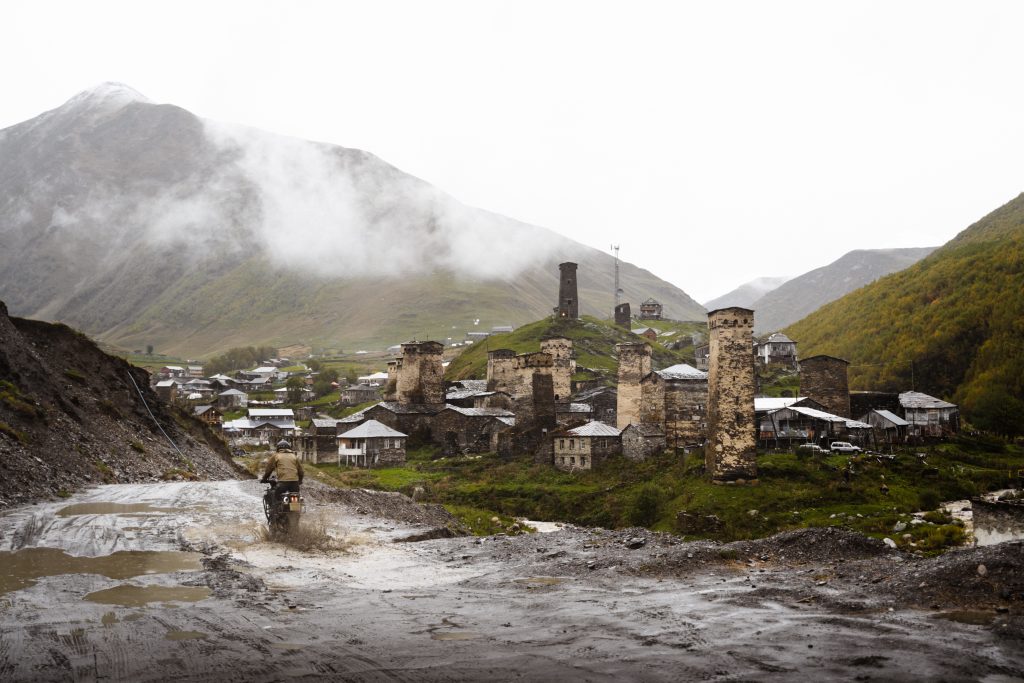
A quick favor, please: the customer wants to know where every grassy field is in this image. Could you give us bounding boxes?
[306,435,1022,552]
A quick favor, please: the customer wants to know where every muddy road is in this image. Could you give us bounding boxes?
[0,481,1021,681]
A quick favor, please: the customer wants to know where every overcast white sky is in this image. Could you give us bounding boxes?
[3,1,1023,302]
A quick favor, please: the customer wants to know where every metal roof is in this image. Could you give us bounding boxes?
[765,332,795,344]
[569,421,622,437]
[754,397,804,412]
[442,406,515,418]
[899,391,957,410]
[218,389,247,396]
[872,409,910,427]
[657,363,708,380]
[340,419,407,439]
[249,408,295,417]
[311,418,341,429]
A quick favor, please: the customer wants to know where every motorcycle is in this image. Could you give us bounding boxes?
[262,479,304,533]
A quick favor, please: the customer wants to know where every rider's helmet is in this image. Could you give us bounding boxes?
[276,439,291,451]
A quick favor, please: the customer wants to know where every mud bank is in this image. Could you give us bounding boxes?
[0,481,1021,681]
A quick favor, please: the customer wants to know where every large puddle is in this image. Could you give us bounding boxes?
[84,585,211,607]
[0,548,202,595]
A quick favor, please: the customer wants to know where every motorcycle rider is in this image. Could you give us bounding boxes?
[261,439,304,512]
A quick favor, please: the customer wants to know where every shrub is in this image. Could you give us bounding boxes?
[918,489,941,511]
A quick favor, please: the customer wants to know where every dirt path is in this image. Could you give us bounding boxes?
[0,481,1020,681]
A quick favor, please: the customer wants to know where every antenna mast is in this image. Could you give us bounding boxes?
[611,244,621,317]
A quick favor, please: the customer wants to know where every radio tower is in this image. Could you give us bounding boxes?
[611,244,621,318]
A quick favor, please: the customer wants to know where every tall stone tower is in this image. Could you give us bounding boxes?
[540,337,575,402]
[555,262,579,319]
[396,341,445,405]
[486,349,517,393]
[799,355,851,418]
[616,342,652,429]
[705,308,757,483]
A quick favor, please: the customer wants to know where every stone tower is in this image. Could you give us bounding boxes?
[705,308,757,483]
[486,349,517,393]
[555,262,579,319]
[616,342,652,429]
[614,303,631,328]
[540,337,575,402]
[799,355,851,418]
[396,341,445,405]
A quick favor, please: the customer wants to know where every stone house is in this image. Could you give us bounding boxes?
[552,421,622,471]
[431,406,515,455]
[154,379,177,402]
[217,388,249,409]
[652,363,708,448]
[621,423,667,461]
[337,420,407,468]
[799,355,850,417]
[298,418,342,463]
[555,402,592,425]
[339,383,380,407]
[572,386,617,426]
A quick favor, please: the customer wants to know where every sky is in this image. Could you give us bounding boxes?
[3,1,1023,303]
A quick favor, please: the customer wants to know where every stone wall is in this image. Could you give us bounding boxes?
[486,349,517,393]
[704,307,757,482]
[664,378,707,447]
[616,342,651,429]
[614,303,631,328]
[621,425,667,462]
[396,341,445,405]
[540,337,576,402]
[640,372,666,430]
[556,262,579,319]
[799,355,851,418]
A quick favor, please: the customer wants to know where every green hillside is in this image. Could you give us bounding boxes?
[785,193,1024,436]
[444,315,702,383]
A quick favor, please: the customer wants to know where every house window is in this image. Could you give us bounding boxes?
[581,456,587,466]
[569,439,575,450]
[570,457,575,465]
[559,439,565,450]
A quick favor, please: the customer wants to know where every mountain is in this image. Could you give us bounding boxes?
[0,83,705,358]
[0,300,243,509]
[785,193,1024,436]
[704,276,790,311]
[751,247,936,333]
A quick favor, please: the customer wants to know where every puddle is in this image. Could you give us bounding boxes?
[84,585,211,607]
[0,548,203,595]
[431,632,482,641]
[165,630,208,641]
[56,502,182,517]
[932,610,997,626]
[513,577,566,586]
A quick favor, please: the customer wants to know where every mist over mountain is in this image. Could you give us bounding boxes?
[0,83,704,356]
[750,247,936,334]
[704,276,790,311]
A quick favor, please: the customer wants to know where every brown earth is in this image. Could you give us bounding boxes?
[0,300,245,509]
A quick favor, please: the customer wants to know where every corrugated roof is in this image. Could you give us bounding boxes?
[569,421,621,437]
[311,418,341,429]
[754,397,803,412]
[872,409,910,427]
[340,419,407,439]
[443,406,515,418]
[218,389,247,396]
[249,408,294,417]
[622,423,666,437]
[657,363,708,380]
[765,332,795,344]
[899,391,957,410]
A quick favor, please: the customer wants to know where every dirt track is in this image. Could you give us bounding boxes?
[0,480,1021,681]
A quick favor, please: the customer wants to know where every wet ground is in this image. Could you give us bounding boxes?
[0,481,1021,681]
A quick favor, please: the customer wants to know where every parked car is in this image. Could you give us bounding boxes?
[830,441,863,453]
[797,443,828,454]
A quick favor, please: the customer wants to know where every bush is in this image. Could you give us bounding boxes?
[627,484,662,527]
[918,490,941,511]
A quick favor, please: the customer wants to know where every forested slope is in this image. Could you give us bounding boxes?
[785,193,1024,435]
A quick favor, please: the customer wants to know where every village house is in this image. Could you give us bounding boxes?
[756,333,798,367]
[217,388,248,409]
[187,364,205,378]
[340,383,381,407]
[694,343,710,371]
[444,383,513,411]
[861,409,910,447]
[431,406,515,455]
[571,386,617,426]
[639,298,664,320]
[337,419,407,468]
[621,423,667,461]
[552,421,621,471]
[899,391,960,438]
[222,408,297,445]
[295,417,342,463]
[555,402,593,425]
[154,379,178,402]
[632,326,659,342]
[192,405,223,426]
[756,401,872,448]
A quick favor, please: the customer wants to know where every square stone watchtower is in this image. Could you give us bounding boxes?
[799,355,851,418]
[705,308,757,483]
[555,262,579,319]
[616,342,652,429]
[540,336,575,402]
[396,341,445,405]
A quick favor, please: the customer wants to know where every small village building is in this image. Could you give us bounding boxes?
[339,383,381,407]
[899,391,959,438]
[295,418,342,463]
[154,379,178,402]
[187,365,205,378]
[639,298,664,320]
[160,366,187,378]
[756,333,798,367]
[694,344,710,371]
[431,406,515,454]
[632,327,659,341]
[337,420,407,468]
[445,382,513,410]
[181,378,214,396]
[861,409,910,447]
[217,388,249,409]
[555,402,593,425]
[192,405,223,425]
[573,386,618,426]
[758,404,871,448]
[357,371,389,386]
[246,377,274,392]
[221,408,297,445]
[491,325,515,334]
[621,423,667,461]
[552,421,621,471]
